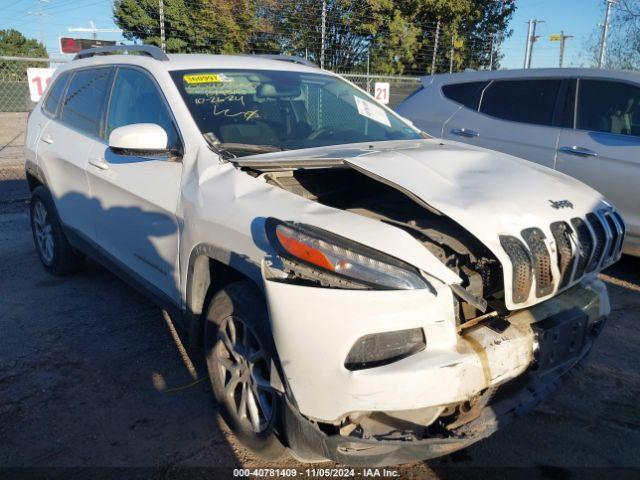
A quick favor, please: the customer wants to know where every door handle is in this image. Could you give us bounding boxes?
[451,128,480,138]
[89,158,109,170]
[558,146,597,157]
[41,133,54,144]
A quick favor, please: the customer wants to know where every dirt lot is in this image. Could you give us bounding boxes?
[1,113,640,478]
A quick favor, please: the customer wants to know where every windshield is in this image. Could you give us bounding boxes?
[170,69,421,156]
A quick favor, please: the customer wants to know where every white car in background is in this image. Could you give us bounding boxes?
[24,47,621,466]
[396,68,639,257]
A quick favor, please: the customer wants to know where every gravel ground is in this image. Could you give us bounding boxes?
[1,113,639,478]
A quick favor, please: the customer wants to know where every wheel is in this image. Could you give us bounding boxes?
[30,186,84,275]
[204,281,286,460]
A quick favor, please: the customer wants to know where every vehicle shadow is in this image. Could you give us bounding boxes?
[0,188,245,472]
[602,253,640,287]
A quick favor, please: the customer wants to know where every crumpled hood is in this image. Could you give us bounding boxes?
[242,139,610,309]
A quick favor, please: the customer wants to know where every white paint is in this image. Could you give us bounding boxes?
[108,123,168,151]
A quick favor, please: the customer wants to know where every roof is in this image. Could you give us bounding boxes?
[423,67,640,87]
[59,50,327,76]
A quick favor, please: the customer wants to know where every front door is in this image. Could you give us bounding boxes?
[86,66,184,305]
[444,78,564,169]
[555,78,640,253]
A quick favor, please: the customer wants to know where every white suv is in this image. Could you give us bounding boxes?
[24,46,622,466]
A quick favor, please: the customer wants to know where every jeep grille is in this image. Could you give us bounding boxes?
[503,209,624,305]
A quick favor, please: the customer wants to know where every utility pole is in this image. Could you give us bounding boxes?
[523,20,533,68]
[525,19,544,69]
[449,34,455,74]
[28,0,49,47]
[320,0,326,69]
[430,19,441,75]
[158,0,166,52]
[598,0,618,68]
[550,31,574,68]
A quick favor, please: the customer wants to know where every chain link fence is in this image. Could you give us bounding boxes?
[340,73,421,108]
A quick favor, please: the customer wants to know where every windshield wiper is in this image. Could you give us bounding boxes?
[217,142,285,154]
[202,133,285,159]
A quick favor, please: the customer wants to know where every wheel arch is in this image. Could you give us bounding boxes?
[185,243,263,347]
[25,160,46,192]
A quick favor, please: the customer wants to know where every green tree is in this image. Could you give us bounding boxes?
[269,0,515,74]
[0,29,47,58]
[0,29,48,79]
[112,0,515,73]
[113,0,277,53]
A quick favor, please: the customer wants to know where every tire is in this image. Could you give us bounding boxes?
[30,186,84,275]
[204,280,286,460]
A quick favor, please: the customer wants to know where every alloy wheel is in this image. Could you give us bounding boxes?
[33,200,54,264]
[214,315,276,433]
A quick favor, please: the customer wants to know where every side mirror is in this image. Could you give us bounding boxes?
[108,123,168,155]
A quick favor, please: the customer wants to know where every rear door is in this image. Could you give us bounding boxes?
[86,66,183,305]
[443,78,564,169]
[37,67,114,240]
[555,78,640,252]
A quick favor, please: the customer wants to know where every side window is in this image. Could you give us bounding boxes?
[480,79,562,126]
[577,79,640,136]
[60,67,113,137]
[106,67,180,150]
[442,81,489,110]
[43,71,71,117]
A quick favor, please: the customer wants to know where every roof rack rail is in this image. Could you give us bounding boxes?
[74,45,169,61]
[255,54,318,68]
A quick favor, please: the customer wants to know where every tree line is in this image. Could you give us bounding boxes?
[113,0,516,74]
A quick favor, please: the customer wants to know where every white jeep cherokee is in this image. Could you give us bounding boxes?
[24,46,623,466]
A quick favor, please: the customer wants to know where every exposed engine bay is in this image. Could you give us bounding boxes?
[257,166,505,322]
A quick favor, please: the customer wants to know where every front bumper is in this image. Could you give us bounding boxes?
[282,343,597,467]
[264,265,608,423]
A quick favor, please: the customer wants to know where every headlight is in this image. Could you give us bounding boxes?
[265,218,429,290]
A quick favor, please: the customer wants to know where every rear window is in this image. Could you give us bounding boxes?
[60,67,113,137]
[480,79,562,126]
[442,81,488,110]
[43,71,70,117]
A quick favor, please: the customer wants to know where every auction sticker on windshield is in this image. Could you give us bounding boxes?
[183,73,232,84]
[354,96,391,127]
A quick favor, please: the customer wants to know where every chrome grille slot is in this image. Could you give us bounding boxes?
[500,235,532,304]
[550,221,575,289]
[570,217,593,280]
[586,212,607,271]
[603,212,620,260]
[606,211,625,259]
[521,227,553,298]
[612,211,626,244]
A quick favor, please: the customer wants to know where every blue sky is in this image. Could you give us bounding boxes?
[500,0,605,69]
[2,0,607,68]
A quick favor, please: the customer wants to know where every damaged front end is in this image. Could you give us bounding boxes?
[278,282,607,467]
[237,151,613,465]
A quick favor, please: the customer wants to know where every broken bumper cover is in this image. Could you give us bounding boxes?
[266,274,609,465]
[264,263,609,422]
[282,345,596,467]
